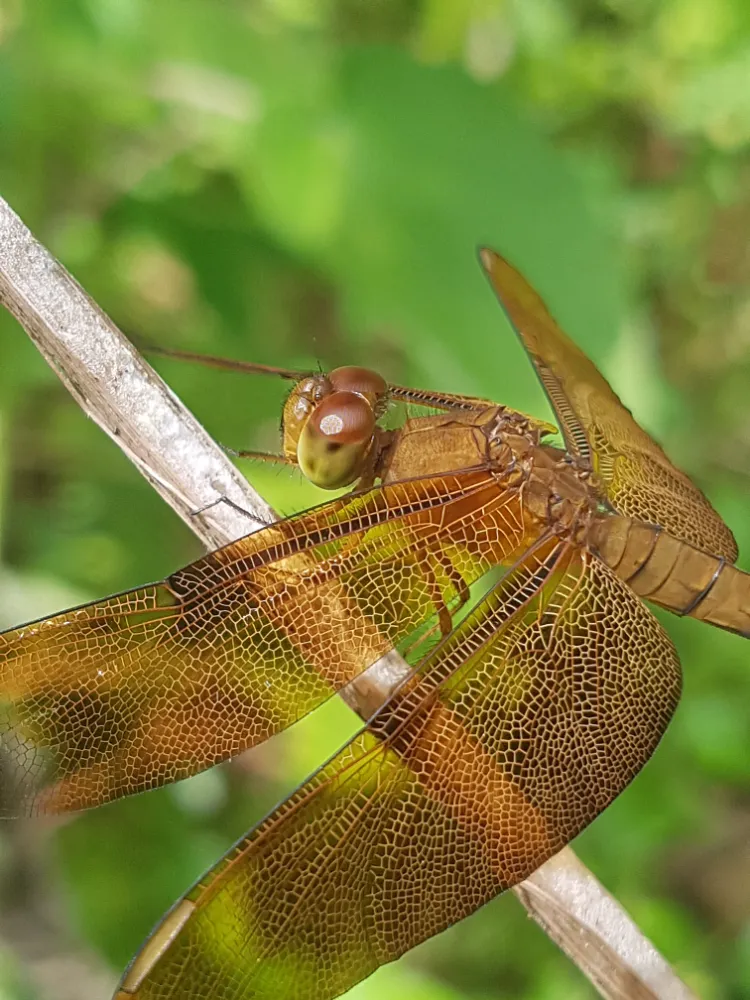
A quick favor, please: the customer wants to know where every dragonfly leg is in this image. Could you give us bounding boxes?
[189,495,273,526]
[421,548,471,638]
[226,446,296,466]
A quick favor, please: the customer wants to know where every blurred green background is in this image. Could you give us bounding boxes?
[0,1,749,998]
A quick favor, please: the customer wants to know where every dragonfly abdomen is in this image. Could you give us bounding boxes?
[592,515,750,638]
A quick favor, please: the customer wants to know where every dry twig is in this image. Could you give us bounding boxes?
[0,196,696,1000]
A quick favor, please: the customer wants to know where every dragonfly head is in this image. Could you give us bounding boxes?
[282,366,388,489]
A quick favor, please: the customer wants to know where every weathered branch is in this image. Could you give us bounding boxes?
[0,196,696,1000]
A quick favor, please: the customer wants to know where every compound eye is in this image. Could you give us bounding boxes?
[329,366,387,407]
[297,390,376,489]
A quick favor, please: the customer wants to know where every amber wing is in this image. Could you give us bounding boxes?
[480,248,738,561]
[116,542,680,1000]
[0,469,534,816]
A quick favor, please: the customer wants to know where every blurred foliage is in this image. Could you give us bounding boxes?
[0,1,749,999]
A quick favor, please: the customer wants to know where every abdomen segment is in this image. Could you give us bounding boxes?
[592,515,750,638]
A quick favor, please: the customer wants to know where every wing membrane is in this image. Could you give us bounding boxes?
[116,544,681,1000]
[0,470,532,816]
[480,248,738,561]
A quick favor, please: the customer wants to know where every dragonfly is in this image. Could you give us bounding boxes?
[1,249,747,1000]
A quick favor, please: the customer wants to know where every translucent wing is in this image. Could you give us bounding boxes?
[115,542,681,1000]
[0,469,533,816]
[480,248,738,561]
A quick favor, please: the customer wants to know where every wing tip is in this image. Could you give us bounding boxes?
[477,246,498,273]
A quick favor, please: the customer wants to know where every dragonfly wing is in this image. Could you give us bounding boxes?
[480,248,738,561]
[116,541,680,1000]
[0,470,531,816]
